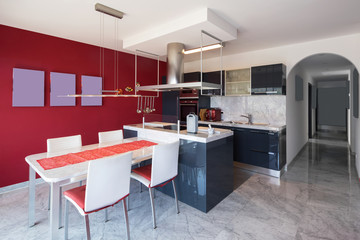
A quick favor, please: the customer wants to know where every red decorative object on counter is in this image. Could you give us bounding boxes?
[205,108,221,121]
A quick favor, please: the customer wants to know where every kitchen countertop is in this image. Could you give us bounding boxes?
[199,120,286,132]
[123,122,233,143]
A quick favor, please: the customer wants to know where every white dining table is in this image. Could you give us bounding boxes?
[25,137,160,240]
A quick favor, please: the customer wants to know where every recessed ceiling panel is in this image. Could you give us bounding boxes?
[123,8,237,56]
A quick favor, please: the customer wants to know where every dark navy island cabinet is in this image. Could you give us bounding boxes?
[124,128,234,213]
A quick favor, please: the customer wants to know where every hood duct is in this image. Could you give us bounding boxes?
[135,38,222,92]
[167,43,185,84]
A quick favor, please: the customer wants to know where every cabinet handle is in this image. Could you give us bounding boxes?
[253,91,267,94]
[235,129,246,132]
[180,103,197,106]
[250,130,266,134]
[250,149,268,154]
[250,149,276,156]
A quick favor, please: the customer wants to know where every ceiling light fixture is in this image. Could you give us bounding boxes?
[63,4,142,98]
[183,43,223,55]
[95,3,124,19]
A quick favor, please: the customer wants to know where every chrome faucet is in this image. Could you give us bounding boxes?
[241,113,253,124]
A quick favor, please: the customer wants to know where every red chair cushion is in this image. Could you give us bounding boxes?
[64,185,128,214]
[64,185,86,210]
[132,164,176,188]
[132,164,152,181]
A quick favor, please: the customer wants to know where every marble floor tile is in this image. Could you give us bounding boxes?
[296,205,360,240]
[1,130,359,239]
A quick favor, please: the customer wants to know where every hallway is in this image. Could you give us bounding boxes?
[0,138,359,239]
[282,134,360,239]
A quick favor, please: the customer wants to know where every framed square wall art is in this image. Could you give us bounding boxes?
[13,68,45,107]
[81,75,102,106]
[50,72,76,106]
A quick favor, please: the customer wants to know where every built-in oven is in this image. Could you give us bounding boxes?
[179,89,198,99]
[179,99,198,122]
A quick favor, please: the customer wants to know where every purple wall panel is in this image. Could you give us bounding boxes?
[81,75,102,106]
[12,68,44,107]
[50,72,76,106]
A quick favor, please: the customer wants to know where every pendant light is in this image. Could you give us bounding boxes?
[66,3,139,98]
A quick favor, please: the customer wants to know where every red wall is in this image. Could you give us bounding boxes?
[0,24,166,187]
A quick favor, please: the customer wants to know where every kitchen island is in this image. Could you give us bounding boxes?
[123,122,233,213]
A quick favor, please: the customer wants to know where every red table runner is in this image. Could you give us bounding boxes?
[37,140,157,170]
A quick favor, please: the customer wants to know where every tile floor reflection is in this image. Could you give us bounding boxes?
[1,131,359,239]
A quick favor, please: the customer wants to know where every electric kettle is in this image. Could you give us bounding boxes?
[186,113,198,133]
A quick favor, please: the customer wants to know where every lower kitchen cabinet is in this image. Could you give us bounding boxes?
[233,128,248,164]
[201,124,286,171]
[235,128,286,171]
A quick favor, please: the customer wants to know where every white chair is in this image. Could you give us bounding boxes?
[131,141,180,229]
[47,135,82,153]
[64,152,132,240]
[98,129,124,220]
[98,129,144,207]
[98,129,123,143]
[46,134,83,228]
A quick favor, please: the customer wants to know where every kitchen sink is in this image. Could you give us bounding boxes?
[221,121,269,126]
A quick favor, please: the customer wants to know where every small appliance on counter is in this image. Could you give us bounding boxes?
[204,108,221,121]
[186,113,198,133]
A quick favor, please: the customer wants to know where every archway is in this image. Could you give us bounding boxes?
[286,53,357,166]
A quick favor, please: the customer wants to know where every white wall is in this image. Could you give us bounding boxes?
[350,67,360,175]
[286,67,309,163]
[185,33,360,170]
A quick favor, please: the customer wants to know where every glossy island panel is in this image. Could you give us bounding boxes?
[157,136,233,213]
[123,126,234,213]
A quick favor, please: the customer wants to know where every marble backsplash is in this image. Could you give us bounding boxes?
[210,95,286,125]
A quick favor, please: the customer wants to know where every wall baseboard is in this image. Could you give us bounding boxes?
[0,178,44,194]
[317,125,346,132]
[286,142,308,170]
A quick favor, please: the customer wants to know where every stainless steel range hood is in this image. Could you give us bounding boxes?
[135,42,222,92]
[135,81,222,91]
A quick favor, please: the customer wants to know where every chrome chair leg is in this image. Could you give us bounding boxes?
[85,215,91,240]
[172,180,180,214]
[148,188,156,229]
[138,163,143,193]
[105,209,109,222]
[126,195,130,211]
[59,188,63,228]
[48,185,51,210]
[64,199,69,240]
[122,199,130,240]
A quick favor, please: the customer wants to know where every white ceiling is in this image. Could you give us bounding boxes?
[1,0,360,61]
[296,53,353,82]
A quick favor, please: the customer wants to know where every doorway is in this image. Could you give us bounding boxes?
[308,83,313,139]
[287,53,356,164]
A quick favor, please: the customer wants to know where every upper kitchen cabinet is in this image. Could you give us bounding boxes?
[184,72,203,83]
[225,68,251,96]
[251,64,286,95]
[183,71,224,96]
[203,71,224,95]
